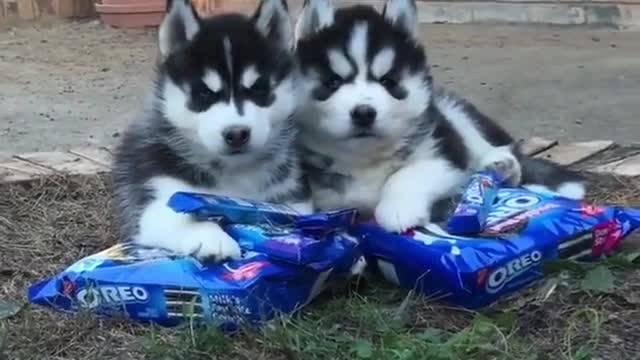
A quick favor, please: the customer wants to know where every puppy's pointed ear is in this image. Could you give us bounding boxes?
[253,0,293,50]
[382,0,418,38]
[158,0,200,57]
[294,0,335,42]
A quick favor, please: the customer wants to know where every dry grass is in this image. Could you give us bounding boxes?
[1,173,640,359]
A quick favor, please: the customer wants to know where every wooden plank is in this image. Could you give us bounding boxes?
[17,0,36,19]
[534,140,614,166]
[67,146,113,169]
[54,0,93,17]
[518,137,558,156]
[0,158,51,180]
[0,167,39,182]
[589,153,640,177]
[13,151,108,175]
[2,0,20,20]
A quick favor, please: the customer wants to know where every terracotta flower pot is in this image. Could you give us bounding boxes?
[95,0,167,28]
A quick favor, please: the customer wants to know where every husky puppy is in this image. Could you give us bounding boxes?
[293,0,586,232]
[111,0,310,260]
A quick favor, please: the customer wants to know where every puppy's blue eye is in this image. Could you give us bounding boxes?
[199,88,215,98]
[379,76,397,89]
[194,82,216,99]
[247,78,269,96]
[324,77,343,91]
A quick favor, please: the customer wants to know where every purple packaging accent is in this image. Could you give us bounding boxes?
[224,224,331,265]
[447,170,504,235]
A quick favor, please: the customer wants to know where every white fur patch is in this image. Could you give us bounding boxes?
[556,182,586,200]
[375,158,467,232]
[523,183,585,200]
[383,0,418,38]
[223,37,233,79]
[523,184,553,195]
[479,145,522,186]
[158,0,200,56]
[203,70,223,93]
[294,0,335,42]
[370,47,395,79]
[327,49,352,78]
[241,66,260,89]
[348,23,368,72]
[254,0,292,49]
[136,176,241,260]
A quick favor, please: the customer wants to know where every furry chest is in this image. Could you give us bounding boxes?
[311,165,391,214]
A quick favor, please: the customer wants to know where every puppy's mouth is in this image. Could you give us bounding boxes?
[224,147,251,156]
[349,130,379,139]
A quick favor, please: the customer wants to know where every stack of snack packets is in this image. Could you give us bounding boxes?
[355,174,640,308]
[28,193,363,330]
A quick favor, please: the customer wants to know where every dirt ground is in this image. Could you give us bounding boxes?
[1,20,640,154]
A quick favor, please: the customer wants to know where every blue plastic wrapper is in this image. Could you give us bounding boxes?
[168,192,300,226]
[355,187,640,309]
[447,170,503,235]
[167,192,359,265]
[28,194,364,330]
[167,192,357,237]
[225,224,331,265]
[28,234,362,330]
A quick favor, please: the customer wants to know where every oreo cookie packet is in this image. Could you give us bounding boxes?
[355,184,640,309]
[28,194,363,330]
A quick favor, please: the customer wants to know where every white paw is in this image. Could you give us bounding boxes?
[181,222,242,261]
[480,147,522,186]
[375,196,429,233]
[287,200,314,215]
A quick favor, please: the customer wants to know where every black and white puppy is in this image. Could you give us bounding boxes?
[293,0,586,232]
[111,0,311,260]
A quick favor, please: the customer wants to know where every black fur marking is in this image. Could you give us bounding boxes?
[428,102,470,169]
[162,14,293,113]
[459,97,514,147]
[298,146,349,193]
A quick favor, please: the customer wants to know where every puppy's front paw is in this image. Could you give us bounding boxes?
[375,196,429,233]
[182,223,241,261]
[480,147,522,186]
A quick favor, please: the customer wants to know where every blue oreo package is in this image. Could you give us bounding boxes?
[447,170,503,234]
[355,187,640,309]
[168,192,357,237]
[28,194,363,330]
[225,224,331,265]
[28,237,362,330]
[167,192,300,226]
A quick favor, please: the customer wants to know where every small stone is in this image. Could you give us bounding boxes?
[610,43,617,48]
[112,132,121,138]
[591,36,601,42]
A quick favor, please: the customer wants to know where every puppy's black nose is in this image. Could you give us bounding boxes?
[223,126,251,148]
[350,105,377,128]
